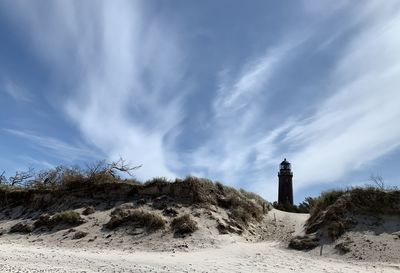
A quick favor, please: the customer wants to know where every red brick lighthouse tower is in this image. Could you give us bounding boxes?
[278,158,293,205]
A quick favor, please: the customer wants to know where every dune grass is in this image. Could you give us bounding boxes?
[106,208,165,232]
[306,186,400,241]
[1,162,270,234]
[171,214,198,235]
[34,211,84,229]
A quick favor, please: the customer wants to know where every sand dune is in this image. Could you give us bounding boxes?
[0,208,398,272]
[0,180,398,273]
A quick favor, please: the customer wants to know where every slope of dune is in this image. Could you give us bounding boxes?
[1,179,399,272]
[289,188,400,263]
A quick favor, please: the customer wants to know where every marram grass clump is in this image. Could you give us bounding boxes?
[106,208,165,232]
[34,211,84,229]
[171,214,198,235]
[290,186,400,250]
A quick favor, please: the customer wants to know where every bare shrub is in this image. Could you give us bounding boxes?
[30,166,83,190]
[0,168,35,187]
[369,173,385,190]
[0,171,6,185]
[87,158,141,180]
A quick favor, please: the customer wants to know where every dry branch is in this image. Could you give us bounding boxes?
[9,168,35,186]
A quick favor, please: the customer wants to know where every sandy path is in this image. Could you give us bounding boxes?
[0,242,398,273]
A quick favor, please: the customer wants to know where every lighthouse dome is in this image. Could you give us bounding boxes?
[280,158,291,170]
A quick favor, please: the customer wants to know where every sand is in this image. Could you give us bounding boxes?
[1,240,398,273]
[0,206,399,272]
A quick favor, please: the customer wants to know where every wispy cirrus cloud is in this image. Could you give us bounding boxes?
[214,48,284,116]
[179,42,299,184]
[4,128,100,162]
[17,156,55,170]
[2,0,400,203]
[6,1,186,179]
[1,81,32,102]
[177,0,400,201]
[285,6,400,188]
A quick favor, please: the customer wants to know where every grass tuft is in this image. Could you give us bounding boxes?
[106,208,165,232]
[171,214,198,235]
[34,211,84,229]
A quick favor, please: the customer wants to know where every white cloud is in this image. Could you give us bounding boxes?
[3,0,400,202]
[2,81,32,102]
[214,49,283,116]
[4,129,99,161]
[18,156,55,170]
[284,2,400,189]
[7,1,186,180]
[183,42,298,186]
[181,1,400,201]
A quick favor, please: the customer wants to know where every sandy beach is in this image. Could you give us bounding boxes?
[1,240,398,273]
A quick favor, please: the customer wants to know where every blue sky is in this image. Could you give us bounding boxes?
[1,1,400,203]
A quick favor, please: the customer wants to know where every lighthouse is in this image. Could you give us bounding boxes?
[278,158,293,205]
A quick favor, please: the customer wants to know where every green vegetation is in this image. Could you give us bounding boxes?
[272,196,317,213]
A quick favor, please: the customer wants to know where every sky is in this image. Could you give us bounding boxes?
[1,1,400,203]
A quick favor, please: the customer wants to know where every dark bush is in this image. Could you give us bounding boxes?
[82,206,96,216]
[72,231,88,240]
[9,222,33,234]
[163,207,178,217]
[272,197,317,213]
[152,195,173,210]
[288,235,319,250]
[144,177,171,186]
[335,242,351,254]
[34,214,52,229]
